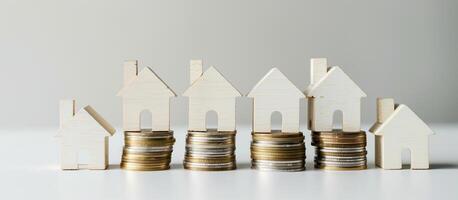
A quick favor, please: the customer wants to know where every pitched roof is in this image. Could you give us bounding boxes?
[305,67,366,98]
[247,68,305,99]
[117,67,176,97]
[370,105,434,136]
[57,106,116,137]
[183,66,242,97]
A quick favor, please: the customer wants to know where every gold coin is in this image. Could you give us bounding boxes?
[312,137,365,142]
[317,152,367,157]
[121,165,170,171]
[122,160,171,165]
[314,165,367,171]
[122,156,171,162]
[252,131,303,137]
[184,157,235,164]
[312,137,366,141]
[251,155,306,160]
[183,164,236,171]
[312,129,365,134]
[251,146,305,151]
[188,129,236,137]
[125,130,173,136]
[251,150,305,156]
[311,143,367,148]
[125,141,175,147]
[312,133,366,138]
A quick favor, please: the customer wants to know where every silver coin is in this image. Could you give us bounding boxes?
[251,142,304,148]
[318,147,366,153]
[316,160,367,166]
[252,166,305,172]
[317,155,366,160]
[252,163,305,171]
[124,146,173,153]
[186,147,235,152]
[253,159,305,164]
[187,136,234,141]
[183,162,235,168]
[186,153,234,158]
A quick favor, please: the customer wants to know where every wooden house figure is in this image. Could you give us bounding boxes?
[370,98,434,169]
[183,60,242,132]
[117,60,177,131]
[57,100,115,170]
[305,58,366,132]
[247,68,305,133]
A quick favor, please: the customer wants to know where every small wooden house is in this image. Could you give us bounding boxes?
[305,58,366,132]
[117,60,176,131]
[370,98,434,170]
[183,60,242,132]
[247,68,305,133]
[57,100,115,170]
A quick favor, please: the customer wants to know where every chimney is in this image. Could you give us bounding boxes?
[190,59,203,85]
[310,58,328,84]
[377,98,395,123]
[124,60,138,86]
[60,100,75,128]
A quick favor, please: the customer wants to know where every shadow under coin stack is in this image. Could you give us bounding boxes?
[184,129,237,171]
[251,131,306,171]
[311,130,367,170]
[121,130,175,171]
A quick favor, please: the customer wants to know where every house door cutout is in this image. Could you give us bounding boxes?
[401,148,412,169]
[206,110,218,130]
[271,111,283,132]
[332,110,343,130]
[140,110,153,130]
[78,149,91,169]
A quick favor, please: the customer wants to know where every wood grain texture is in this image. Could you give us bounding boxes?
[248,68,305,133]
[183,60,242,131]
[190,60,203,85]
[305,59,366,132]
[370,99,434,170]
[57,100,115,170]
[123,60,138,86]
[310,58,328,84]
[117,60,176,131]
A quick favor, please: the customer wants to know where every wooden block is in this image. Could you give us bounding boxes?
[190,60,203,85]
[305,59,366,132]
[370,99,434,170]
[123,60,138,86]
[57,100,115,170]
[377,98,395,123]
[310,58,328,84]
[183,60,242,132]
[59,100,75,129]
[117,60,177,131]
[248,68,305,133]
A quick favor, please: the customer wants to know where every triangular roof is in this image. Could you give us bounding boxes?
[183,66,242,97]
[305,67,366,98]
[247,68,305,99]
[57,106,116,137]
[117,67,176,97]
[370,105,434,136]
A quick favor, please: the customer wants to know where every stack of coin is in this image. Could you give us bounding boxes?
[184,130,236,171]
[311,130,367,170]
[121,130,175,171]
[251,132,306,172]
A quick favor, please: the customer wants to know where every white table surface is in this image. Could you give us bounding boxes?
[1,124,457,200]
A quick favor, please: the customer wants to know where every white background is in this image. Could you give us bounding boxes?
[0,0,457,128]
[1,1,457,199]
[1,125,457,200]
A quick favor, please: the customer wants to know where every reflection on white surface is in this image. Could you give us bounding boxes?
[0,125,457,200]
[254,172,284,200]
